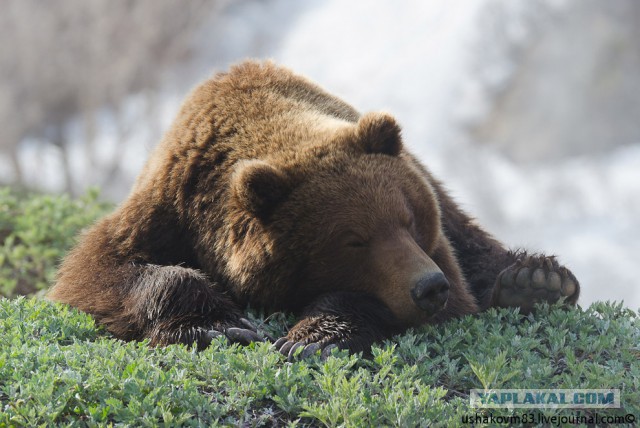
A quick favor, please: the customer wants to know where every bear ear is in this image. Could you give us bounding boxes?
[355,112,403,156]
[231,160,292,220]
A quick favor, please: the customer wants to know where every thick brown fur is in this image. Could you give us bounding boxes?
[48,61,580,355]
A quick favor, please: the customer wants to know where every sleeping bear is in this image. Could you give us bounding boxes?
[48,61,580,359]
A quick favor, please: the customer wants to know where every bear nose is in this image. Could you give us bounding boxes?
[411,272,450,315]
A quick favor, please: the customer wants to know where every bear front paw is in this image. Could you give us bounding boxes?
[492,254,580,312]
[273,337,330,361]
[206,317,267,346]
[273,314,361,361]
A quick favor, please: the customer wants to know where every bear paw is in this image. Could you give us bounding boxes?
[492,254,579,312]
[273,337,331,361]
[273,315,359,361]
[206,318,267,346]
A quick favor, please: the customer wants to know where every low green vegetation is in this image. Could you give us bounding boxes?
[1,297,638,426]
[0,188,111,297]
[0,188,638,426]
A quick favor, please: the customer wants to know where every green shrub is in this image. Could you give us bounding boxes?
[0,188,112,297]
[0,297,638,426]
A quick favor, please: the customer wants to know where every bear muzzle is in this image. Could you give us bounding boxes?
[411,272,450,315]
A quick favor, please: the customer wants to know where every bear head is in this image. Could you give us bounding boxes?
[227,112,456,326]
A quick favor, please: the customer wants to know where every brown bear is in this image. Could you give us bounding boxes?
[47,61,580,359]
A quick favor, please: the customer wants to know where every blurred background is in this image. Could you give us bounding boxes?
[1,0,639,308]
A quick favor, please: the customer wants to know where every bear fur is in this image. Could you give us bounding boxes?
[48,61,580,357]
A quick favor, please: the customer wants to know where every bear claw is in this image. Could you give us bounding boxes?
[239,318,258,332]
[205,324,265,346]
[274,338,331,361]
[493,254,579,312]
[287,342,305,360]
[225,327,264,345]
[301,342,322,359]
